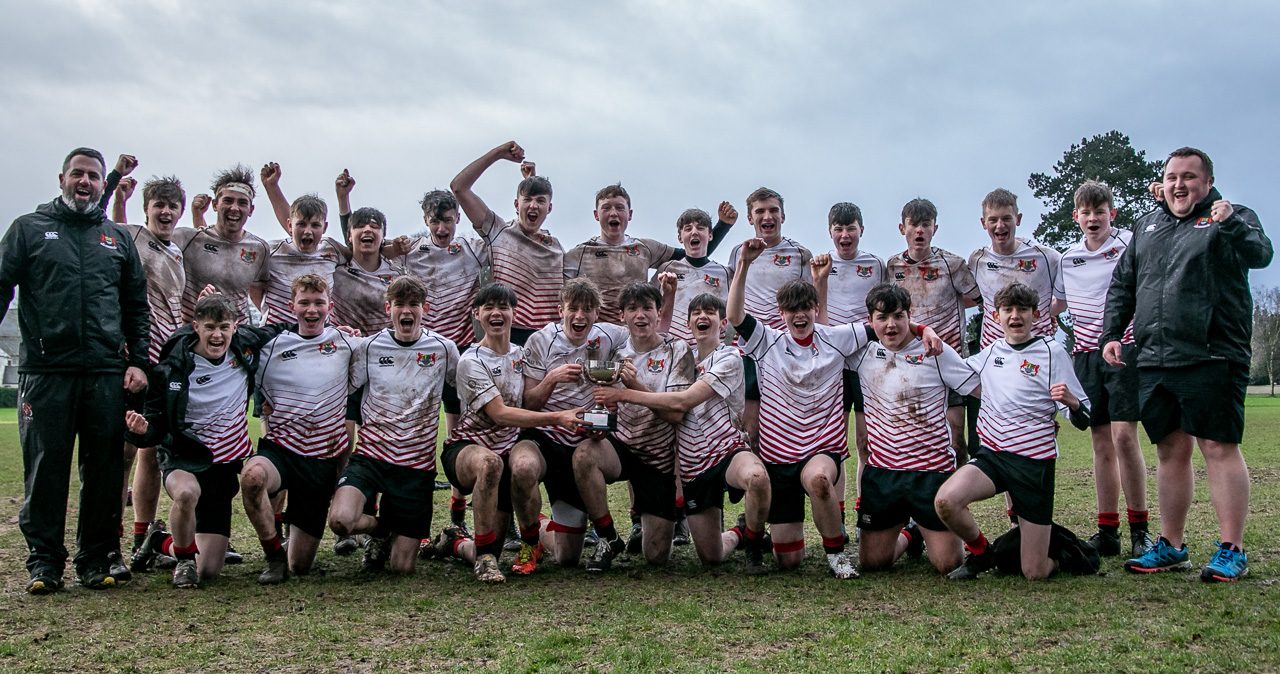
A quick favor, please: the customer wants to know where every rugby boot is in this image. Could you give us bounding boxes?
[474,553,506,583]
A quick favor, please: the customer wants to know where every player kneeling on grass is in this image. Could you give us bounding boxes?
[595,292,772,574]
[575,282,693,572]
[240,274,358,585]
[428,283,584,582]
[126,294,289,588]
[327,276,460,575]
[728,240,943,579]
[934,282,1090,580]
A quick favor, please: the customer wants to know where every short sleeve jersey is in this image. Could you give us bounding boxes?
[678,344,747,481]
[475,209,564,332]
[886,247,980,353]
[967,337,1089,460]
[173,227,271,325]
[740,318,870,464]
[826,250,886,325]
[350,329,460,471]
[398,235,489,346]
[262,238,347,324]
[330,258,407,335]
[850,339,978,472]
[612,335,695,473]
[727,238,813,330]
[565,236,677,324]
[447,343,526,455]
[184,352,252,464]
[122,224,185,364]
[968,241,1065,348]
[521,321,629,447]
[1056,229,1135,352]
[255,326,355,459]
[651,258,732,345]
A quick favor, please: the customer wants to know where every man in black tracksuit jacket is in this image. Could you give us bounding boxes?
[0,148,151,592]
[1102,146,1271,580]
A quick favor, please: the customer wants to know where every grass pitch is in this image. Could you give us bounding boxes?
[0,401,1278,672]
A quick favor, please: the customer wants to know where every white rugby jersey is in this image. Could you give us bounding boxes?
[330,258,406,335]
[850,340,978,472]
[475,209,564,332]
[256,327,354,459]
[398,235,489,345]
[740,316,870,464]
[612,335,695,473]
[565,236,677,324]
[122,224,185,364]
[184,353,252,464]
[350,329,460,470]
[522,321,629,447]
[447,343,526,455]
[967,337,1089,460]
[678,344,748,481]
[262,238,346,324]
[651,258,732,345]
[173,227,270,325]
[886,247,980,354]
[826,250,886,325]
[968,241,1064,348]
[728,238,812,330]
[1056,229,1135,352]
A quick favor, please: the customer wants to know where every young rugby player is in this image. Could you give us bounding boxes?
[595,292,773,574]
[328,276,460,574]
[428,283,584,582]
[397,189,489,348]
[653,204,737,345]
[520,279,629,566]
[256,162,349,323]
[726,188,813,331]
[935,283,1090,580]
[1055,181,1151,558]
[126,294,289,588]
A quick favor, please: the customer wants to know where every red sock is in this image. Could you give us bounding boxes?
[839,500,846,513]
[821,534,845,555]
[519,523,541,546]
[160,535,175,557]
[450,497,466,511]
[675,496,684,509]
[451,537,468,557]
[965,533,989,556]
[900,526,919,546]
[133,521,150,536]
[592,514,618,541]
[118,521,125,537]
[1098,512,1120,528]
[259,535,283,555]
[1127,509,1149,525]
[744,527,763,541]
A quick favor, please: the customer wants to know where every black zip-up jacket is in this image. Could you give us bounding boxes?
[0,198,150,373]
[126,323,289,471]
[1102,187,1272,368]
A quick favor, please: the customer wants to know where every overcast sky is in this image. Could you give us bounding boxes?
[2,1,1276,287]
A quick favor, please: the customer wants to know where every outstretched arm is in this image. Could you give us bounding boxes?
[810,254,832,325]
[728,239,766,327]
[260,162,291,234]
[593,379,716,415]
[450,141,526,228]
[482,397,582,431]
[112,177,136,224]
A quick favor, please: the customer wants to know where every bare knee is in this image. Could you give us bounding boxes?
[934,491,961,521]
[328,514,352,538]
[805,473,832,500]
[745,468,769,495]
[241,465,268,494]
[171,486,199,509]
[775,550,804,570]
[477,453,504,485]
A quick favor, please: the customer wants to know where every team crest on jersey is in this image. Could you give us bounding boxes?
[512,359,524,374]
[920,267,939,281]
[1019,359,1040,377]
[416,352,437,368]
[904,354,924,365]
[647,358,665,373]
[1103,248,1120,260]
[320,253,335,261]
[696,365,705,376]
[1194,217,1213,229]
[1017,259,1037,273]
[20,403,32,422]
[379,275,395,285]
[773,254,792,267]
[448,242,463,254]
[856,265,873,278]
[703,274,721,288]
[239,249,258,264]
[539,233,553,246]
[318,340,337,355]
[625,246,641,257]
[100,233,117,249]
[587,337,601,352]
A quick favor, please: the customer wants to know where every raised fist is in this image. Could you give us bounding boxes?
[191,193,211,215]
[717,201,738,225]
[115,177,137,200]
[335,169,356,196]
[261,162,281,187]
[114,154,138,176]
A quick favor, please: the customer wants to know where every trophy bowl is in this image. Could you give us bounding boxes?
[581,360,620,431]
[584,359,620,385]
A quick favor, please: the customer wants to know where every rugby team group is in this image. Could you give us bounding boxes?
[1,140,1268,595]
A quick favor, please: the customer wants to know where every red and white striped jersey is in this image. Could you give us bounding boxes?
[968,241,1064,348]
[565,236,677,324]
[262,238,347,324]
[850,339,978,472]
[826,250,886,325]
[522,321,629,447]
[173,227,270,325]
[728,238,813,330]
[1056,229,1135,352]
[886,247,980,354]
[330,259,406,335]
[651,258,732,345]
[398,235,489,346]
[613,335,695,473]
[475,209,563,332]
[967,337,1089,460]
[255,327,354,459]
[183,353,252,464]
[122,224,185,364]
[447,343,526,455]
[740,316,870,464]
[678,344,747,481]
[350,329,460,470]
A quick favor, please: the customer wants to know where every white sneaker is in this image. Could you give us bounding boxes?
[827,551,859,579]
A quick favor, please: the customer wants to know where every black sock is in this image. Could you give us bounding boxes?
[594,514,619,542]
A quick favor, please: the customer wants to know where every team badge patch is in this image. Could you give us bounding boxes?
[99,233,118,249]
[647,358,665,373]
[920,267,939,281]
[416,352,437,368]
[540,233,553,245]
[1194,217,1213,229]
[808,343,820,357]
[904,354,924,365]
[773,254,792,267]
[1019,359,1040,377]
[696,365,705,377]
[587,337,601,352]
[318,340,337,355]
[1103,248,1120,261]
[20,403,32,422]
[448,242,462,254]
[239,249,258,263]
[1017,259,1037,273]
[703,274,721,288]
[625,246,641,257]
[512,359,524,374]
[379,275,395,285]
[856,265,873,278]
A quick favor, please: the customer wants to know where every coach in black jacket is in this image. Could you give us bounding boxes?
[0,148,150,593]
[1102,146,1271,579]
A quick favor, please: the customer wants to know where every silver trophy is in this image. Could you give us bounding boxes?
[581,359,620,431]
